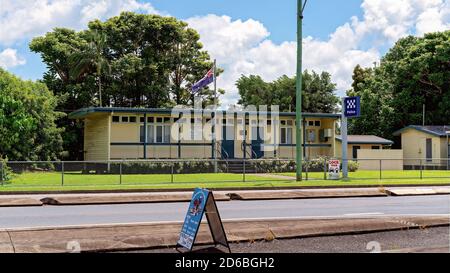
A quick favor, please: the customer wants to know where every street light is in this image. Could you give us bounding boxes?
[296,0,308,181]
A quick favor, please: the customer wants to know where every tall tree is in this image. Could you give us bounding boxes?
[0,69,63,161]
[70,30,110,106]
[29,12,222,159]
[348,30,450,139]
[237,70,339,113]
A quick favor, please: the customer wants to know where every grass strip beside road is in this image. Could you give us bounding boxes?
[0,171,449,192]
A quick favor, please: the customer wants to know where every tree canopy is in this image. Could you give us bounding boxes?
[347,31,450,139]
[29,12,222,159]
[237,70,339,113]
[30,12,222,109]
[0,68,63,161]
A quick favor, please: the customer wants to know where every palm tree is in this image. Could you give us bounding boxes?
[70,31,110,107]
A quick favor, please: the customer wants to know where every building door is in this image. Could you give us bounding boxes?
[221,125,234,159]
[426,138,432,162]
[251,126,264,159]
[352,146,361,159]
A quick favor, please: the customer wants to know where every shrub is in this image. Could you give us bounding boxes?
[347,160,359,172]
[0,158,14,182]
[106,161,217,174]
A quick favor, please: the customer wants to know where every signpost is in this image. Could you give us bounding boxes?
[342,96,361,179]
[328,159,340,180]
[177,188,230,253]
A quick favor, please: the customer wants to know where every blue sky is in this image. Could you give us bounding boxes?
[150,0,364,43]
[0,0,448,106]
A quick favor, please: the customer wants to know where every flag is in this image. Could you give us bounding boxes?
[192,68,214,93]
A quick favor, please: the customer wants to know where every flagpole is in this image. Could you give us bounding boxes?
[213,59,218,173]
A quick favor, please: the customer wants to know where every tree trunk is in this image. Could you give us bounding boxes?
[98,76,102,107]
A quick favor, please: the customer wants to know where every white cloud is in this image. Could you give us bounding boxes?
[186,15,269,65]
[187,14,380,107]
[0,0,160,46]
[0,48,26,69]
[1,0,448,106]
[186,0,450,107]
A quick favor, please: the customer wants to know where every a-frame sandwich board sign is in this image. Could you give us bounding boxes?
[176,188,231,253]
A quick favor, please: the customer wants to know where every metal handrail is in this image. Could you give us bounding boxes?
[215,141,230,172]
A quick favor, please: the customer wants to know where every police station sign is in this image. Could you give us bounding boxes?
[344,96,361,118]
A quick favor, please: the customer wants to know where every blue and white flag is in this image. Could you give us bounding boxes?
[192,68,214,93]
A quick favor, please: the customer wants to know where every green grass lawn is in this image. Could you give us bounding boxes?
[0,170,449,192]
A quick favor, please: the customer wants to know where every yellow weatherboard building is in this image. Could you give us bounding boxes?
[69,107,396,162]
[393,125,450,169]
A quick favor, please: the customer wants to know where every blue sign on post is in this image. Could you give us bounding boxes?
[178,188,209,250]
[344,96,361,118]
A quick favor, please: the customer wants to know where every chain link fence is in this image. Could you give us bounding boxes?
[0,158,449,189]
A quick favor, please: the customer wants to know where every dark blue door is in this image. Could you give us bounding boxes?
[251,127,264,159]
[221,125,234,159]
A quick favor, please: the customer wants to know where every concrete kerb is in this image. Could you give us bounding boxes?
[385,187,450,196]
[1,186,450,207]
[227,188,388,200]
[1,216,448,253]
[0,198,43,207]
[39,192,231,206]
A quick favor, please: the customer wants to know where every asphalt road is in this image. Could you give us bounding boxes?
[0,195,449,229]
[139,226,450,253]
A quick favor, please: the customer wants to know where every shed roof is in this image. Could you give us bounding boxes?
[335,135,394,145]
[392,125,450,137]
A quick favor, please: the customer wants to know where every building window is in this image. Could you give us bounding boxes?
[280,127,292,144]
[191,118,202,140]
[140,117,145,123]
[315,120,321,127]
[129,116,136,123]
[147,125,154,143]
[148,117,154,123]
[155,125,170,143]
[112,116,120,122]
[308,120,314,126]
[372,146,380,149]
[140,125,155,143]
[121,116,129,122]
[140,126,145,142]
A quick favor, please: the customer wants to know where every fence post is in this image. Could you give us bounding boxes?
[61,161,64,187]
[305,158,308,181]
[379,159,382,180]
[420,159,423,179]
[119,160,123,185]
[171,162,174,183]
[323,158,327,180]
[0,161,3,186]
[243,158,246,182]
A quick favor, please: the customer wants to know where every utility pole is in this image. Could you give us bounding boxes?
[213,59,218,173]
[296,0,307,181]
[422,104,425,126]
[341,98,348,179]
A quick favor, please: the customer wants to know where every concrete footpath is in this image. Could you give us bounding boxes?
[0,186,449,207]
[0,216,448,253]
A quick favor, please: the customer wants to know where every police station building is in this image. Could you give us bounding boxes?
[69,107,392,161]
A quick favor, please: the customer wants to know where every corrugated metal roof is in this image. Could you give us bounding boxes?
[393,125,450,137]
[68,107,341,119]
[335,135,394,145]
